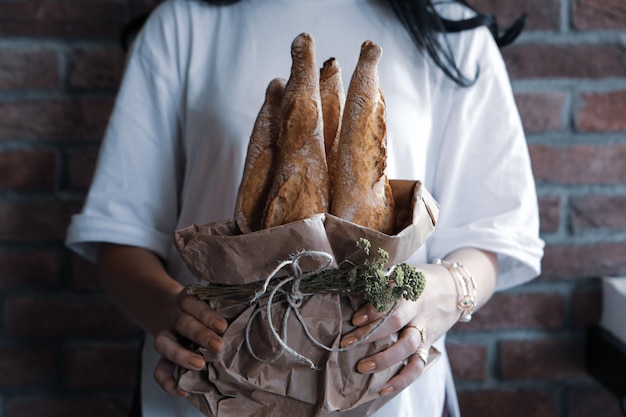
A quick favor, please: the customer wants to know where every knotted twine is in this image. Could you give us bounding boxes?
[244,250,397,370]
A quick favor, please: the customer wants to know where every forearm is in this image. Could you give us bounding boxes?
[97,243,184,336]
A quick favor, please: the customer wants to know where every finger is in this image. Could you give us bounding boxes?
[351,303,389,327]
[174,312,225,354]
[355,326,420,373]
[153,356,189,398]
[341,317,392,348]
[154,330,206,371]
[380,353,426,396]
[179,292,228,334]
[342,303,407,348]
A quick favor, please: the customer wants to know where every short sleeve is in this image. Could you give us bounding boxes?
[427,27,544,291]
[66,3,185,262]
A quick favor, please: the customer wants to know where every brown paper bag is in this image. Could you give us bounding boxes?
[174,180,438,417]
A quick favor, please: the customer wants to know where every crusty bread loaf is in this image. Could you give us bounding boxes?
[319,57,345,193]
[235,36,395,234]
[263,33,330,229]
[330,40,395,234]
[234,78,286,233]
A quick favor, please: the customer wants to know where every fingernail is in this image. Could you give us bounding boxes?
[214,319,227,334]
[176,389,190,398]
[207,337,224,353]
[189,356,205,370]
[357,360,376,373]
[341,336,357,348]
[380,385,394,396]
[353,314,368,326]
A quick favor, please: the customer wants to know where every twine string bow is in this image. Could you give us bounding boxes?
[245,250,397,369]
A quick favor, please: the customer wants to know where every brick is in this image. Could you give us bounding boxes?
[503,43,626,79]
[0,347,59,387]
[0,99,113,141]
[515,92,565,133]
[451,292,565,332]
[66,345,140,389]
[446,343,487,381]
[570,195,626,231]
[68,48,125,90]
[7,396,133,417]
[572,287,602,330]
[0,48,59,90]
[567,386,624,417]
[0,201,81,242]
[500,338,588,380]
[66,148,99,190]
[538,195,560,233]
[3,296,140,339]
[576,91,626,132]
[541,242,626,279]
[573,0,626,30]
[0,149,56,190]
[0,250,60,289]
[467,0,561,30]
[529,144,626,184]
[458,389,556,417]
[0,1,126,39]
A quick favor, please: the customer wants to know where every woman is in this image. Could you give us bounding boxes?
[66,0,544,415]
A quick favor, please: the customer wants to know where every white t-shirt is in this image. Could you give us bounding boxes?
[66,0,544,416]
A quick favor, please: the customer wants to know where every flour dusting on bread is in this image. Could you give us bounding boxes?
[235,35,395,234]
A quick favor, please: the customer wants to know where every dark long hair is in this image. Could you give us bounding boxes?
[121,0,525,87]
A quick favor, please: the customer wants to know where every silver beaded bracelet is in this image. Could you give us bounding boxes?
[432,258,477,323]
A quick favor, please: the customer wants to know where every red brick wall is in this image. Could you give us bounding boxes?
[0,1,155,416]
[0,1,624,416]
[452,1,626,416]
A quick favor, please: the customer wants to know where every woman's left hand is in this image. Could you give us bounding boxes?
[340,249,498,396]
[339,263,461,396]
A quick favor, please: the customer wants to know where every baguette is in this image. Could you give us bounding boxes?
[319,57,345,193]
[263,33,329,229]
[330,40,395,234]
[234,78,286,233]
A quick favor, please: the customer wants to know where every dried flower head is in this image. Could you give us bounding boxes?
[189,239,426,312]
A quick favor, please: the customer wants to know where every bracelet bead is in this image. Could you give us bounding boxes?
[432,258,477,323]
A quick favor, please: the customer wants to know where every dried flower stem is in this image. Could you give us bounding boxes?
[188,238,426,312]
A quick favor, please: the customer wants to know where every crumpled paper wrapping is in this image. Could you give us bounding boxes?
[173,180,439,417]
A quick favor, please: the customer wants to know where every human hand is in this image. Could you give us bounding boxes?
[96,244,231,399]
[339,263,460,396]
[153,289,228,397]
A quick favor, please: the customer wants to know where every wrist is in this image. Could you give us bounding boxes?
[432,258,477,323]
[414,263,462,326]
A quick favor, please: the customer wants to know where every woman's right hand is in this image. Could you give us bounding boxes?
[153,289,229,397]
[97,244,228,398]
